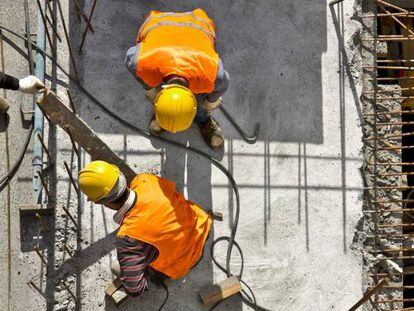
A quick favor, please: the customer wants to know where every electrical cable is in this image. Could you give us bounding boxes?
[158,283,169,311]
[0,25,272,311]
[0,116,34,192]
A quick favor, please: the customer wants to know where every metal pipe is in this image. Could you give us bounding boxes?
[33,0,46,203]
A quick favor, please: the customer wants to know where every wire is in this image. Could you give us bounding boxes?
[0,115,34,192]
[158,283,169,311]
[0,25,272,311]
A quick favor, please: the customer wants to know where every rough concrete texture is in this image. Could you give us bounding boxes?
[0,0,365,310]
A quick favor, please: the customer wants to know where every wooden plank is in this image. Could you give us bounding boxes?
[37,91,136,183]
[105,278,129,307]
[199,276,242,307]
[105,277,122,296]
[19,204,53,215]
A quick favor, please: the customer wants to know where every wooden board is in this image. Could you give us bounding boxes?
[37,91,136,183]
[105,278,130,307]
[199,276,241,306]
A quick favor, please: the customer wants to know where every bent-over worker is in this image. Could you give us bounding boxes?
[125,9,230,150]
[78,160,212,297]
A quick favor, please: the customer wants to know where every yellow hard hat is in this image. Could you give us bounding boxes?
[154,84,197,133]
[78,160,126,203]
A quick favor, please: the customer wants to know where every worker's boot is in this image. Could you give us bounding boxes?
[149,115,164,135]
[198,116,224,150]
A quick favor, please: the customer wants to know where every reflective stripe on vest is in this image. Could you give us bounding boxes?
[138,11,215,40]
[140,21,215,43]
[116,174,212,279]
[135,9,219,94]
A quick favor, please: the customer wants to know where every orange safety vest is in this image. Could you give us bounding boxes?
[135,9,219,94]
[117,173,212,279]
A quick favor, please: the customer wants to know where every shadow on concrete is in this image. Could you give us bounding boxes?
[64,0,328,310]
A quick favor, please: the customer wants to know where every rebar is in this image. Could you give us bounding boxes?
[46,1,62,42]
[37,171,50,198]
[79,0,98,53]
[63,244,73,257]
[56,0,78,80]
[36,133,52,162]
[71,0,94,33]
[61,281,76,300]
[61,205,78,229]
[27,281,45,298]
[33,246,47,265]
[66,89,76,114]
[364,109,414,116]
[373,0,408,12]
[63,161,80,196]
[66,128,80,158]
[36,0,53,50]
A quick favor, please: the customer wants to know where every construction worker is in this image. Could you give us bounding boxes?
[0,72,45,113]
[78,160,212,297]
[125,9,230,150]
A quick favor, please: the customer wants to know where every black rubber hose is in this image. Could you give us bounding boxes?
[0,25,272,311]
[0,115,34,192]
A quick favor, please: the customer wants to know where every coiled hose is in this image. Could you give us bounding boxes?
[0,25,272,311]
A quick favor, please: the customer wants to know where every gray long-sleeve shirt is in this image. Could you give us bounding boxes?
[125,44,229,102]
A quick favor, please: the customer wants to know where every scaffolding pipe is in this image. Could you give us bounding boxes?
[33,0,46,203]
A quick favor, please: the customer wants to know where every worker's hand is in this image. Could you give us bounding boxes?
[145,88,158,103]
[19,75,46,94]
[202,97,222,112]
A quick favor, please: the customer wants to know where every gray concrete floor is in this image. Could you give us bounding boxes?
[0,0,364,310]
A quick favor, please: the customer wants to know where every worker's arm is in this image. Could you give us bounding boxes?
[206,58,230,102]
[125,44,151,90]
[116,236,159,297]
[0,72,45,94]
[0,72,19,90]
